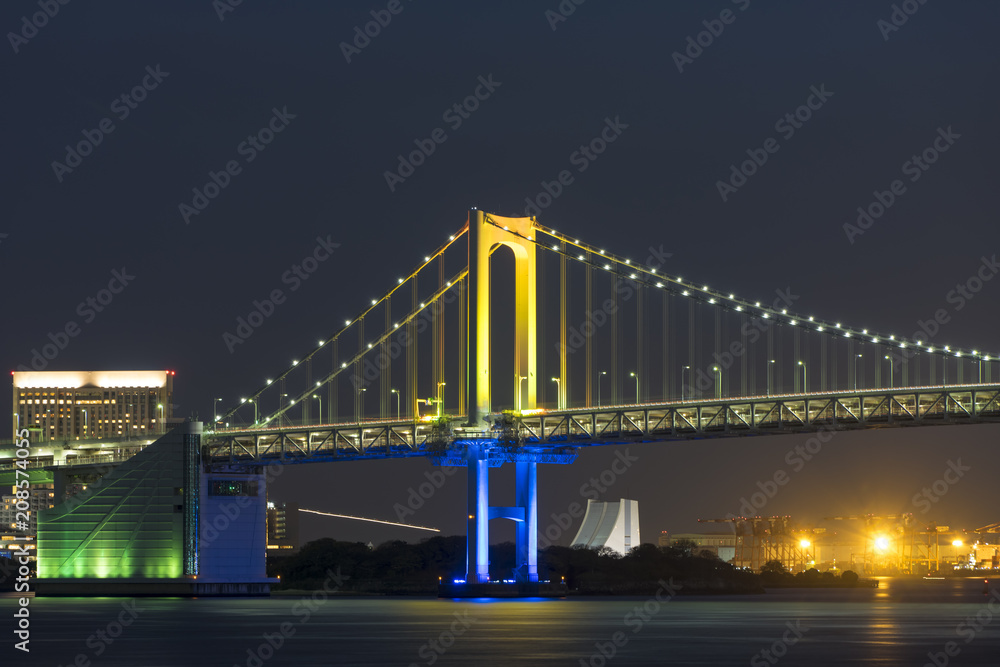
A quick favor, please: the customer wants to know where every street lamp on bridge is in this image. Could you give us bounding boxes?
[854,354,863,391]
[551,377,561,409]
[214,397,222,425]
[312,394,322,424]
[711,366,721,399]
[436,382,446,417]
[797,361,806,393]
[629,371,639,403]
[681,366,690,401]
[391,388,400,421]
[884,355,894,388]
[598,370,607,406]
[767,360,775,397]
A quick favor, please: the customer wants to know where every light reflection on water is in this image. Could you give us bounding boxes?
[3,577,999,666]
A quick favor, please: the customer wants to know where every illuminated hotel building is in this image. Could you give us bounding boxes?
[12,370,174,441]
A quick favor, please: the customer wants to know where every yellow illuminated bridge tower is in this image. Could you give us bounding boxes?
[463,209,544,586]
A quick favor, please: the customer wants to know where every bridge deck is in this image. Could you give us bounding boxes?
[202,383,1000,466]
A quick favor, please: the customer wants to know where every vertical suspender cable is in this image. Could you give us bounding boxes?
[305,359,312,424]
[741,312,748,396]
[637,282,644,401]
[688,301,696,397]
[409,279,418,418]
[767,326,775,394]
[560,253,568,409]
[611,269,619,404]
[848,339,855,391]
[330,340,337,423]
[585,252,593,407]
[383,298,391,420]
[830,331,837,391]
[714,309,722,396]
[662,291,669,400]
[355,318,363,422]
[820,334,827,392]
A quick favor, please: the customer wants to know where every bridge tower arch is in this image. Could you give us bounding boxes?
[466,208,538,423]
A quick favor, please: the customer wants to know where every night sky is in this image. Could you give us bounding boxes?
[4,1,999,547]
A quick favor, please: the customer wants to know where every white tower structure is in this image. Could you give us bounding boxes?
[570,498,640,555]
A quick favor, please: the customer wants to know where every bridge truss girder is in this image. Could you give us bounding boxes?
[202,385,1000,464]
[515,385,1000,447]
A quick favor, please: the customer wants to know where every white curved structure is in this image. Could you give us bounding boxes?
[570,498,640,555]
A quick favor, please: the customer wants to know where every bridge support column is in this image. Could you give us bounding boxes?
[466,444,490,583]
[515,461,538,582]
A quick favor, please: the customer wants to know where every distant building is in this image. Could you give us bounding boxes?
[13,370,174,442]
[266,501,300,554]
[0,469,56,559]
[570,499,640,556]
[658,530,671,548]
[669,532,737,562]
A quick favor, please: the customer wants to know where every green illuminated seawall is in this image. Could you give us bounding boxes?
[37,423,199,579]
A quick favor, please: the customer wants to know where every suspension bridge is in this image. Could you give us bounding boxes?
[200,209,1000,588]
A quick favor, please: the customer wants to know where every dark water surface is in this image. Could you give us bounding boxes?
[5,577,1000,666]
